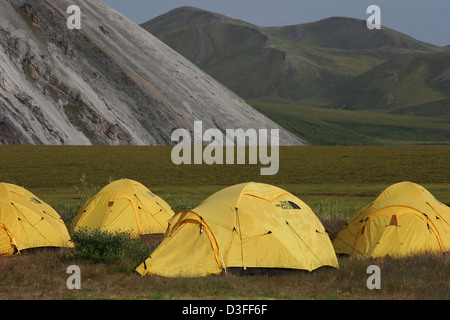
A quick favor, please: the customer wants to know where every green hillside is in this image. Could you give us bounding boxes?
[141,7,450,145]
[316,51,450,113]
[250,101,450,145]
[141,6,442,102]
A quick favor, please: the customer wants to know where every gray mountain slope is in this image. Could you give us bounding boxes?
[0,0,305,146]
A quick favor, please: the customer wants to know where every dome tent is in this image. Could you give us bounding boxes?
[0,183,73,256]
[136,182,339,277]
[333,181,450,259]
[71,179,174,237]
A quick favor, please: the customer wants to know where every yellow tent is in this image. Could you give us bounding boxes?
[136,182,339,277]
[71,179,174,237]
[0,183,73,256]
[333,181,450,259]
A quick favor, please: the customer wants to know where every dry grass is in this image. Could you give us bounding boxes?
[0,246,448,300]
[0,146,449,300]
[0,221,448,300]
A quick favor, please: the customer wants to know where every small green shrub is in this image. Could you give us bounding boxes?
[73,173,104,204]
[71,228,152,270]
[165,195,198,213]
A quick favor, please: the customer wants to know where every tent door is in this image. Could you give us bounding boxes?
[0,225,15,256]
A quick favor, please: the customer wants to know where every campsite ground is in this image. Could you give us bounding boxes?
[0,145,449,300]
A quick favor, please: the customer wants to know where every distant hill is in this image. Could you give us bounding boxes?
[142,6,442,102]
[319,51,450,115]
[252,51,450,145]
[142,7,450,145]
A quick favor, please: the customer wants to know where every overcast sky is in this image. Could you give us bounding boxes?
[102,0,450,46]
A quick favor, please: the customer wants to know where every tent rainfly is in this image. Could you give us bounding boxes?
[136,182,339,277]
[0,183,73,256]
[333,181,450,259]
[71,179,174,237]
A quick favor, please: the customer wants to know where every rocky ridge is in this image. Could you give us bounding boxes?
[0,0,305,146]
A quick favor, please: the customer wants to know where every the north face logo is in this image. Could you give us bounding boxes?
[275,201,301,210]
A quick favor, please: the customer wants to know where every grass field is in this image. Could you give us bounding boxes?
[0,145,449,300]
[251,101,450,146]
